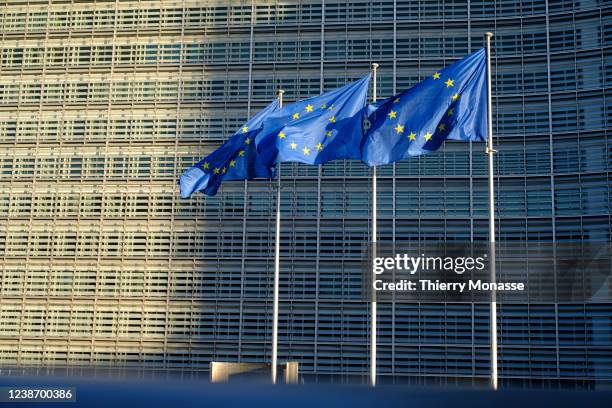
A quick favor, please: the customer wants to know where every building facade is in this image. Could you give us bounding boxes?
[0,0,611,387]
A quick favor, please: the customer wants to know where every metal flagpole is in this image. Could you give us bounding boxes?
[370,63,378,387]
[271,89,284,384]
[484,32,498,391]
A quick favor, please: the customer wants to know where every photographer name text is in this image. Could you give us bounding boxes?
[373,279,525,292]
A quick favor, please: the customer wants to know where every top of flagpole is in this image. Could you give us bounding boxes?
[277,88,284,109]
[371,63,378,103]
[485,32,494,37]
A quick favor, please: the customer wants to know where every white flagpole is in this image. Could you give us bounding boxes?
[271,89,284,384]
[485,32,498,391]
[370,62,378,387]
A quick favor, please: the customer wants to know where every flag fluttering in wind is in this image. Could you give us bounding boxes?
[179,100,280,198]
[361,49,488,167]
[255,75,371,166]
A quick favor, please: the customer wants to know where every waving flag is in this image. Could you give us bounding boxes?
[361,49,488,166]
[255,75,370,166]
[179,100,279,198]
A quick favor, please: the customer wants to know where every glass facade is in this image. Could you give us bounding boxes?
[0,0,611,387]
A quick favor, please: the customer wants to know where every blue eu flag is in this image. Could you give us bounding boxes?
[255,75,370,166]
[179,100,279,198]
[362,49,488,167]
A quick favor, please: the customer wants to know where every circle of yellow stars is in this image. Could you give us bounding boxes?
[382,71,460,144]
[201,136,251,175]
[275,100,338,157]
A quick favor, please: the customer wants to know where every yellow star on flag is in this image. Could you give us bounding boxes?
[432,72,441,80]
[278,132,286,139]
[445,78,454,87]
[245,137,251,145]
[290,142,297,150]
[424,132,433,141]
[222,167,227,174]
[316,143,323,151]
[241,126,248,133]
[408,132,416,141]
[438,123,446,131]
[302,147,310,155]
[305,104,314,112]
[452,93,459,101]
[394,124,404,134]
[388,111,397,119]
[321,103,327,109]
[238,150,245,156]
[325,131,333,137]
[293,112,300,120]
[394,97,400,103]
[447,108,455,116]
[203,162,209,169]
[229,160,236,167]
[213,167,220,174]
[328,104,334,110]
[329,116,336,123]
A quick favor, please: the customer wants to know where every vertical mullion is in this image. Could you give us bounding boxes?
[467,0,477,380]
[390,0,397,380]
[314,0,326,377]
[164,0,187,370]
[544,0,560,381]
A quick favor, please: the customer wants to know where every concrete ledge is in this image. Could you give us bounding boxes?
[210,362,299,384]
